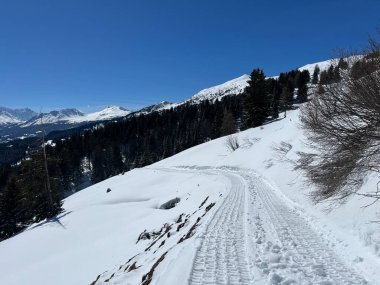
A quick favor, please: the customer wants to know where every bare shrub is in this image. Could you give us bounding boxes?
[225,135,240,152]
[272,141,293,161]
[299,34,380,204]
[241,137,261,149]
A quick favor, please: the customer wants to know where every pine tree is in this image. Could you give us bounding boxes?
[91,147,106,183]
[312,64,320,84]
[297,84,308,103]
[0,177,22,240]
[319,70,328,85]
[338,58,348,69]
[333,66,341,82]
[220,109,235,136]
[297,70,310,103]
[243,69,270,128]
[280,85,291,117]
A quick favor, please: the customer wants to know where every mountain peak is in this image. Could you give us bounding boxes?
[182,74,250,105]
[0,107,37,125]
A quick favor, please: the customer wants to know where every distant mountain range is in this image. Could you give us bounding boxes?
[0,107,38,125]
[0,106,132,142]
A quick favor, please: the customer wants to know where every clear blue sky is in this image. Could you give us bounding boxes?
[1,0,379,112]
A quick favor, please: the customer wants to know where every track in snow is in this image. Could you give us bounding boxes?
[189,172,252,285]
[185,167,367,285]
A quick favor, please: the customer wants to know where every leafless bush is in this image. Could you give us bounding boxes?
[225,135,240,152]
[272,141,293,161]
[299,34,380,205]
[241,137,261,149]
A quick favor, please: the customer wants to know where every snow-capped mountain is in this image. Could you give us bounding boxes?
[21,108,85,127]
[182,74,250,105]
[0,106,131,143]
[20,106,131,127]
[176,58,333,107]
[135,101,173,115]
[72,106,131,123]
[0,107,37,125]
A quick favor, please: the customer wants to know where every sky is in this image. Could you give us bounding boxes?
[0,0,379,112]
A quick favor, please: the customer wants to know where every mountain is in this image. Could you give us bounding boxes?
[20,106,132,127]
[176,58,332,107]
[0,106,131,143]
[0,107,37,125]
[21,108,85,127]
[72,106,131,123]
[134,101,174,115]
[0,108,378,285]
[183,74,250,105]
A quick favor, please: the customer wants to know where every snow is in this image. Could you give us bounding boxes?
[174,59,335,108]
[70,106,131,123]
[1,107,380,284]
[20,106,131,127]
[182,75,250,104]
[0,107,37,125]
[297,59,334,74]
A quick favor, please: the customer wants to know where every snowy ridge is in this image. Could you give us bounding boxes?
[20,106,131,127]
[297,58,335,74]
[134,101,174,115]
[178,58,335,107]
[70,106,131,123]
[182,74,250,105]
[0,107,37,125]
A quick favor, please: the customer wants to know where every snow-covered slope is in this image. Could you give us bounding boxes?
[0,106,132,143]
[21,106,131,126]
[297,58,334,74]
[21,109,85,126]
[177,59,334,107]
[183,74,250,105]
[133,101,174,115]
[1,109,380,285]
[0,107,37,125]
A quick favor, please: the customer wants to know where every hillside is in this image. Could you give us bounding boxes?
[0,108,379,284]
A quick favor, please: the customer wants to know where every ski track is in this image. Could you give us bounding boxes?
[182,167,368,285]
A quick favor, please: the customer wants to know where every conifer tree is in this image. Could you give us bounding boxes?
[0,177,22,239]
[338,58,348,69]
[220,109,235,136]
[312,64,320,84]
[243,69,270,128]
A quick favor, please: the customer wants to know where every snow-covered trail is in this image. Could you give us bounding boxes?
[181,167,367,285]
[189,172,252,285]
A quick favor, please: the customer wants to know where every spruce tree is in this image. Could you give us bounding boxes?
[312,64,320,84]
[220,109,235,136]
[297,84,308,103]
[0,177,22,240]
[338,58,348,69]
[243,69,270,128]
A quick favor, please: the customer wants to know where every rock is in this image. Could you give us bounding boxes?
[159,198,180,209]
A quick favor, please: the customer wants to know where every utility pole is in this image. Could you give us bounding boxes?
[40,112,54,215]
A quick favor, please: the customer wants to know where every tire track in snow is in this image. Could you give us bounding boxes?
[184,167,368,284]
[244,173,367,284]
[189,172,253,285]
